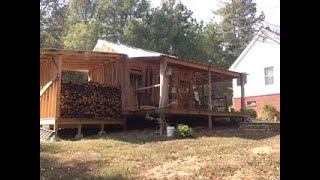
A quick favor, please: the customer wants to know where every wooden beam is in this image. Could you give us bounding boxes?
[55,55,62,118]
[164,57,240,78]
[159,59,169,108]
[40,76,57,97]
[240,73,245,112]
[136,84,160,91]
[56,118,126,125]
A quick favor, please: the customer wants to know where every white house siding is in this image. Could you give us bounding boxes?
[231,35,280,98]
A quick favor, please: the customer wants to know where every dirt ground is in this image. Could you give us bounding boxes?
[40,127,280,180]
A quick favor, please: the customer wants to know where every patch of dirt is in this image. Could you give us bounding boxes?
[141,156,204,179]
[222,169,257,180]
[251,146,276,155]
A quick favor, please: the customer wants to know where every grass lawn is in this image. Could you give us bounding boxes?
[40,127,280,180]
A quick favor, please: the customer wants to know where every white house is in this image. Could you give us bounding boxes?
[229,25,280,116]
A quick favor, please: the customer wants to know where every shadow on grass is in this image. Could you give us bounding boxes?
[80,126,279,145]
[40,155,129,180]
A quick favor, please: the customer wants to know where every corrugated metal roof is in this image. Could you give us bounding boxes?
[93,39,177,58]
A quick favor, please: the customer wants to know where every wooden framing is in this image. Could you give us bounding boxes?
[40,47,246,136]
[40,49,128,137]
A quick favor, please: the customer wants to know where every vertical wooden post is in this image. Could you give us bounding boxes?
[53,122,58,139]
[54,55,62,138]
[201,84,204,110]
[159,58,169,136]
[123,118,127,131]
[55,55,62,119]
[240,73,245,112]
[208,68,212,111]
[208,66,213,129]
[77,124,82,135]
[208,116,213,129]
[225,96,229,112]
[159,59,169,108]
[100,124,104,132]
[121,56,128,112]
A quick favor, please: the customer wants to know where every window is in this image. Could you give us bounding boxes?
[264,67,274,85]
[236,74,247,86]
[130,69,142,87]
[247,101,257,107]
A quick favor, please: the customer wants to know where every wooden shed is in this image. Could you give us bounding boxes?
[94,40,247,129]
[40,49,128,136]
[41,45,247,138]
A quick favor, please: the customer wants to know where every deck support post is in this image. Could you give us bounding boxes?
[98,124,106,135]
[75,124,83,139]
[52,121,59,140]
[240,73,245,112]
[123,118,127,131]
[208,115,213,129]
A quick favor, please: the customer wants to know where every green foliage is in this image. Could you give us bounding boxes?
[63,22,100,50]
[40,0,68,48]
[62,71,88,82]
[243,108,257,119]
[261,104,279,121]
[175,124,194,138]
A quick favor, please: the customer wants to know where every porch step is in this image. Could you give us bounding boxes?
[40,128,55,141]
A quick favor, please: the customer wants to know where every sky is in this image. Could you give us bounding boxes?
[150,0,280,26]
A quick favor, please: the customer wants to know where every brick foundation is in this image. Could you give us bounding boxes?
[233,94,280,117]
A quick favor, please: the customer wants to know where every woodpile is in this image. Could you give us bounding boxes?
[60,80,121,118]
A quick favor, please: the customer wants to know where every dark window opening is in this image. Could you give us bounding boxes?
[130,70,142,87]
[247,101,257,107]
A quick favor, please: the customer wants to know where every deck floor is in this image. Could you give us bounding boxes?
[124,108,247,118]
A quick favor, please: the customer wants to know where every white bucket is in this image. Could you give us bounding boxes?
[166,126,175,137]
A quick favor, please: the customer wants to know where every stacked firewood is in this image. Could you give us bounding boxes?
[60,80,121,118]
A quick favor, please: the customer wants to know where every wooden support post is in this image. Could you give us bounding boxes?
[77,124,82,135]
[75,124,83,139]
[225,96,229,112]
[208,67,213,111]
[208,65,213,129]
[121,57,128,112]
[54,121,58,139]
[98,124,106,135]
[123,118,127,131]
[159,59,169,108]
[240,73,245,112]
[208,115,212,129]
[55,55,62,119]
[201,84,204,110]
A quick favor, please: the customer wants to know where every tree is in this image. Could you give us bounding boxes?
[40,0,68,48]
[63,22,101,50]
[213,0,264,63]
[95,0,150,42]
[124,0,205,61]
